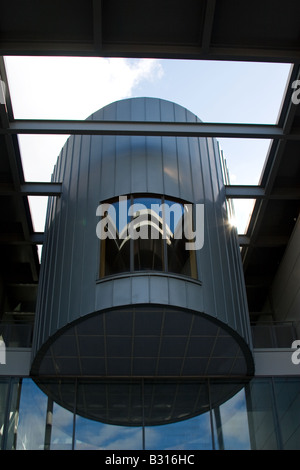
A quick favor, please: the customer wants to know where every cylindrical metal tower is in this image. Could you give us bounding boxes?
[31,97,254,423]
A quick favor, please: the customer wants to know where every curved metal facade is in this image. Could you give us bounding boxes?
[31,98,254,382]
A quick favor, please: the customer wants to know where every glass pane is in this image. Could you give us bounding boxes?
[274,377,300,449]
[99,195,198,280]
[76,380,142,425]
[13,379,75,450]
[100,197,131,277]
[212,385,251,450]
[164,199,197,278]
[75,417,143,450]
[5,379,21,450]
[246,378,279,449]
[0,378,9,450]
[14,379,48,450]
[144,380,212,450]
[75,380,143,449]
[43,400,73,450]
[133,197,164,272]
[145,414,212,450]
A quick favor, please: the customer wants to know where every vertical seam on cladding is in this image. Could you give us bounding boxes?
[56,136,74,331]
[218,140,239,332]
[207,137,228,324]
[49,140,68,339]
[35,170,54,349]
[213,138,235,329]
[47,161,63,341]
[198,137,217,317]
[159,99,165,196]
[80,134,92,314]
[67,134,82,325]
[45,142,67,341]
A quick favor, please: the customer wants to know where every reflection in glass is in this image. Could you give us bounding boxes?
[145,414,213,450]
[99,195,198,279]
[164,199,196,278]
[74,380,144,449]
[75,380,143,426]
[13,379,75,450]
[144,380,212,449]
[0,379,9,449]
[45,401,74,450]
[74,418,143,450]
[100,197,131,277]
[5,379,20,450]
[4,377,299,450]
[133,197,164,271]
[212,387,251,450]
[273,377,300,449]
[14,379,48,450]
[246,379,279,449]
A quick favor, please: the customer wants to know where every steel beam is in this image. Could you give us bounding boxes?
[225,185,265,199]
[237,235,250,246]
[31,232,44,244]
[20,182,62,196]
[0,120,288,139]
[226,185,300,201]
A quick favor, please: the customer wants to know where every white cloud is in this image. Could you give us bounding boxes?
[4,56,163,120]
[4,56,164,179]
[4,56,164,235]
[218,389,251,448]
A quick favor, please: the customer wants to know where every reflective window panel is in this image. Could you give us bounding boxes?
[0,378,10,449]
[273,378,300,449]
[212,385,251,450]
[99,195,198,280]
[145,414,213,450]
[1,377,300,450]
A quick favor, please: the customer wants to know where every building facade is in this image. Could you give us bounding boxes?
[0,98,299,450]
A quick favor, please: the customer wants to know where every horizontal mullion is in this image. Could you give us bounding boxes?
[226,185,300,200]
[0,182,62,196]
[20,182,62,196]
[0,119,286,139]
[225,185,265,199]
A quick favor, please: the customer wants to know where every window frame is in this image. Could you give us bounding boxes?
[98,194,198,280]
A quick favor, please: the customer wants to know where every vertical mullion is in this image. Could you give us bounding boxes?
[72,378,77,450]
[142,378,145,450]
[130,195,134,272]
[162,195,168,272]
[208,379,216,450]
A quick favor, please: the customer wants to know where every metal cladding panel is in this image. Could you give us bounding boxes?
[32,97,254,378]
[94,277,203,313]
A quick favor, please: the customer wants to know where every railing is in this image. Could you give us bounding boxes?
[251,321,300,349]
[0,322,33,348]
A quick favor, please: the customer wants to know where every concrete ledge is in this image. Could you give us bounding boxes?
[0,348,31,376]
[254,348,300,376]
[1,347,300,378]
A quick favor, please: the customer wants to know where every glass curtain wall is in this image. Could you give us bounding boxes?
[1,377,300,450]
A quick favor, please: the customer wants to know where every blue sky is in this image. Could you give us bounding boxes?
[4,56,291,236]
